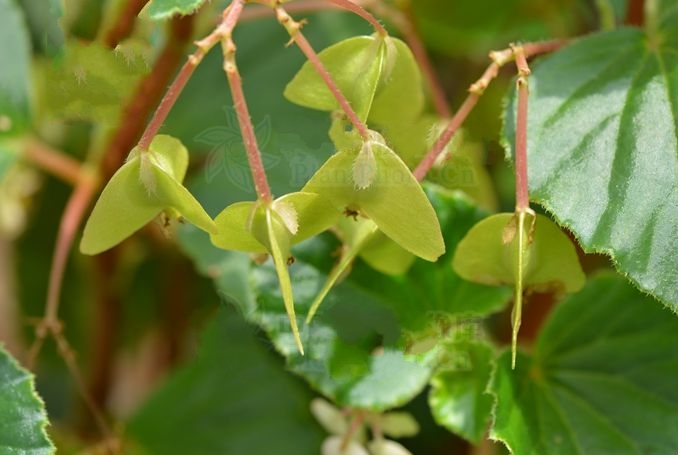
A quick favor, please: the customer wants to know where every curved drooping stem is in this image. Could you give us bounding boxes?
[275,6,371,141]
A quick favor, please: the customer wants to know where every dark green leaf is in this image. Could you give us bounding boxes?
[504,9,678,308]
[147,0,207,20]
[429,341,494,444]
[0,345,53,454]
[490,273,678,454]
[128,308,324,454]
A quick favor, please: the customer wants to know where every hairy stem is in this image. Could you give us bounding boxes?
[412,94,478,181]
[221,0,272,201]
[104,15,194,178]
[276,6,371,140]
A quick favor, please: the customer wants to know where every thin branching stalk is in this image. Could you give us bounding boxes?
[413,40,567,181]
[23,139,86,186]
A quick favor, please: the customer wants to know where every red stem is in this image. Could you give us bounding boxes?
[224,62,273,201]
[399,6,450,117]
[103,15,194,179]
[23,139,85,186]
[413,40,566,181]
[46,179,98,323]
[102,0,149,48]
[276,7,370,140]
[412,94,478,181]
[137,57,202,151]
[326,0,387,35]
[220,0,272,201]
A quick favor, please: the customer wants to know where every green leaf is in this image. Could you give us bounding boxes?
[147,0,207,20]
[429,341,494,443]
[303,142,445,262]
[180,224,433,412]
[39,40,149,124]
[177,187,506,414]
[128,308,324,454]
[0,345,53,454]
[453,213,585,293]
[490,273,678,454]
[284,36,386,121]
[504,14,678,308]
[0,0,31,136]
[81,135,215,254]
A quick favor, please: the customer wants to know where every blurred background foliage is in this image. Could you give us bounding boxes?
[2,0,626,453]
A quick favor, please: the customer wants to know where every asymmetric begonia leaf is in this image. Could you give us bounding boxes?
[284,36,386,121]
[429,340,494,443]
[504,5,678,308]
[80,135,215,255]
[490,273,678,454]
[0,345,53,454]
[128,308,323,455]
[147,0,207,20]
[180,226,435,412]
[303,140,444,262]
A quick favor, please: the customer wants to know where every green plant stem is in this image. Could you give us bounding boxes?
[513,44,530,212]
[276,6,371,141]
[221,0,273,201]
